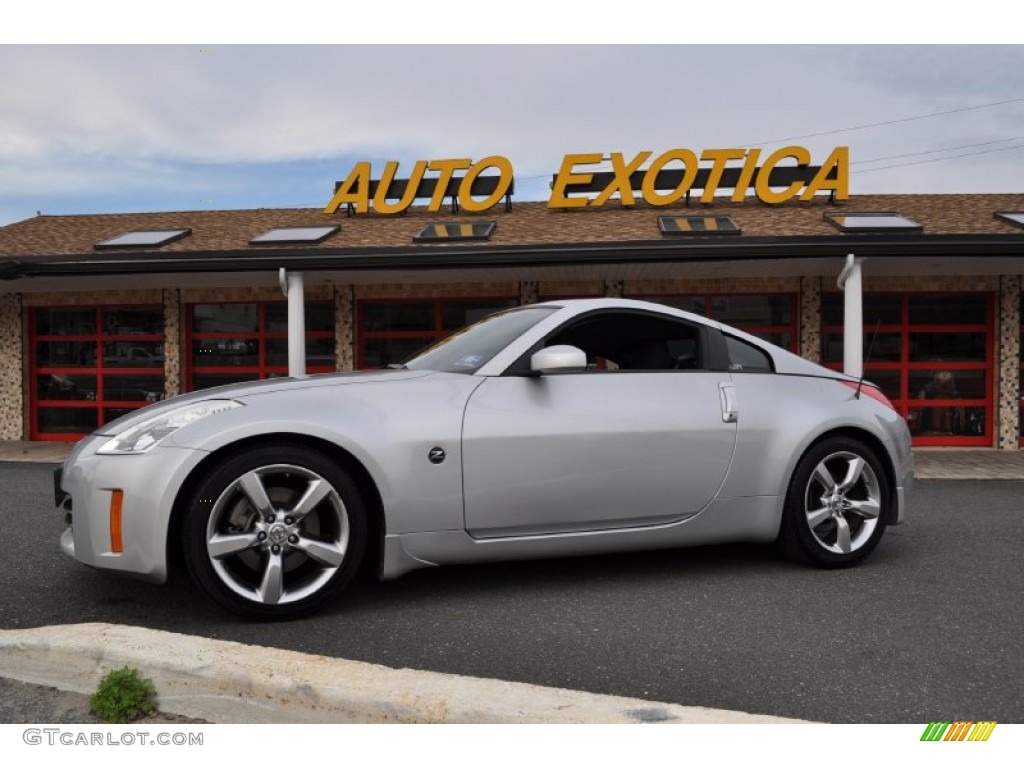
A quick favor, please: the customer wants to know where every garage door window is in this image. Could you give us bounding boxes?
[187,302,335,391]
[822,292,993,446]
[30,305,165,440]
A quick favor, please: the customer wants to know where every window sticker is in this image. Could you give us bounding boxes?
[453,354,486,369]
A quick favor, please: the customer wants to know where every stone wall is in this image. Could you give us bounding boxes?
[997,276,1021,450]
[800,276,822,362]
[0,293,23,440]
[335,285,354,372]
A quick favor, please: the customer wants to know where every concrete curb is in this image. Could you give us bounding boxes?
[0,623,806,724]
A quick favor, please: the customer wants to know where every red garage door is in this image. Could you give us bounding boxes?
[823,292,994,447]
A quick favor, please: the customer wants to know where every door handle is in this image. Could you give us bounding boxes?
[719,382,739,423]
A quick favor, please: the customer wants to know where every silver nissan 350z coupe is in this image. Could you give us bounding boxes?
[55,298,913,620]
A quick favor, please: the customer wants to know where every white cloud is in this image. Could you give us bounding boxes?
[0,44,1022,226]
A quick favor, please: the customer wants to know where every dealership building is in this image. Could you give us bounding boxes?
[0,148,1022,448]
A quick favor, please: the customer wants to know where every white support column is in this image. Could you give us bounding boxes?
[837,254,865,378]
[280,268,307,378]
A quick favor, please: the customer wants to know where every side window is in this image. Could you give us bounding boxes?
[541,311,704,372]
[724,335,773,372]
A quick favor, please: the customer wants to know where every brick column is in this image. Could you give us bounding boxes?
[0,293,23,439]
[162,289,181,399]
[519,281,538,306]
[604,280,623,298]
[997,275,1021,450]
[335,285,355,371]
[800,276,822,362]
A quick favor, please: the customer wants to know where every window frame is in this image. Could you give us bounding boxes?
[185,300,336,392]
[29,304,166,440]
[821,291,994,446]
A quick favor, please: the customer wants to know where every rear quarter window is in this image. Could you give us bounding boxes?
[724,335,774,373]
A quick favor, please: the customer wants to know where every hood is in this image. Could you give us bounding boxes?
[94,369,435,436]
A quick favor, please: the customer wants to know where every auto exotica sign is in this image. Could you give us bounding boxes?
[324,146,849,215]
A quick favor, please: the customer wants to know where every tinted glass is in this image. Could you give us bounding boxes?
[909,332,987,361]
[37,407,98,434]
[362,302,434,332]
[36,374,97,401]
[823,294,902,326]
[192,304,259,333]
[191,338,259,367]
[36,341,96,368]
[909,369,987,401]
[709,295,791,326]
[103,306,163,335]
[35,308,96,336]
[266,337,336,368]
[908,295,987,325]
[102,374,166,402]
[102,341,164,367]
[909,406,987,437]
[823,332,902,363]
[724,335,773,372]
[265,302,334,332]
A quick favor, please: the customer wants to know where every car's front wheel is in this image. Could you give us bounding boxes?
[182,445,367,620]
[779,436,891,568]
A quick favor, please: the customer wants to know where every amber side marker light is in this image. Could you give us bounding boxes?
[840,380,896,411]
[109,490,124,553]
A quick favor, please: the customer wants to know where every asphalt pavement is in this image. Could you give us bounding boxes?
[1,456,1022,723]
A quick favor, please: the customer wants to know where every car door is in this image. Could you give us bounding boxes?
[461,310,738,538]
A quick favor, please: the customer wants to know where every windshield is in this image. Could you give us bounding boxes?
[404,306,559,374]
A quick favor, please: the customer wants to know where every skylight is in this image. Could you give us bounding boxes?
[249,226,339,245]
[414,221,496,242]
[824,212,922,233]
[659,215,740,236]
[994,212,1024,229]
[94,229,191,249]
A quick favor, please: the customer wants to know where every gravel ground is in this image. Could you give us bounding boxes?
[0,677,208,724]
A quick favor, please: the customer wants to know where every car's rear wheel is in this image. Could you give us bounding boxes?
[779,436,890,568]
[182,445,367,620]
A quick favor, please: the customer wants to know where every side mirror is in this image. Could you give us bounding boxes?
[530,345,587,374]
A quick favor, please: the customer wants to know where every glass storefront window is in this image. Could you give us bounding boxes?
[362,302,435,333]
[822,292,993,446]
[909,332,987,361]
[909,294,987,325]
[30,305,166,439]
[187,301,336,392]
[822,294,902,327]
[823,332,902,363]
[37,407,99,435]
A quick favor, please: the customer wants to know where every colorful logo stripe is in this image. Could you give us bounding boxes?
[921,721,997,741]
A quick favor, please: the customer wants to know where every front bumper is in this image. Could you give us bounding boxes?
[56,438,210,584]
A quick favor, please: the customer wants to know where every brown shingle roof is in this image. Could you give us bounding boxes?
[1,194,1023,259]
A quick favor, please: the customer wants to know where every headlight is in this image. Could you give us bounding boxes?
[97,400,244,454]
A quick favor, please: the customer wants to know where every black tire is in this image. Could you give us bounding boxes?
[182,444,367,620]
[778,436,890,568]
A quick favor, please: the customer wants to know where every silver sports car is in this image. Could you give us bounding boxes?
[55,298,913,620]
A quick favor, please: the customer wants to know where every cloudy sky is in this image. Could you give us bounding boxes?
[1,39,1021,227]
